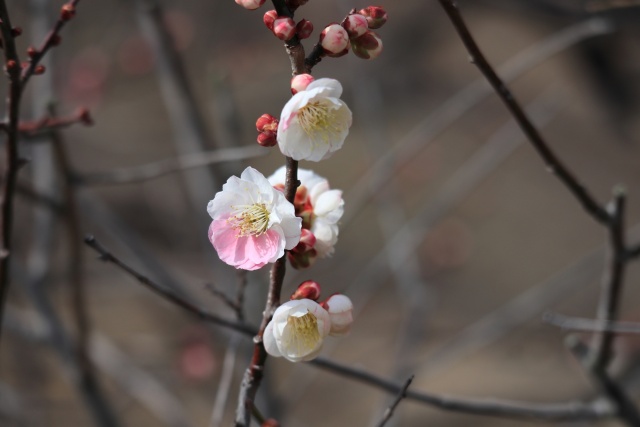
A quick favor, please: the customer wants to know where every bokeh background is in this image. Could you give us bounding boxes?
[3,0,640,425]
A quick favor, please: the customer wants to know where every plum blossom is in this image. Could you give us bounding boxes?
[263,299,331,362]
[277,78,352,162]
[268,166,344,259]
[207,167,301,270]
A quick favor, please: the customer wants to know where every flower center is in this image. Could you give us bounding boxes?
[228,203,270,237]
[297,101,342,142]
[284,311,320,354]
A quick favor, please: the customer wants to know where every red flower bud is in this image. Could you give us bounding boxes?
[61,3,76,21]
[290,279,321,301]
[272,17,296,41]
[263,10,278,30]
[257,130,277,147]
[34,65,46,75]
[11,27,22,37]
[359,6,387,29]
[351,30,383,60]
[320,24,349,57]
[256,113,278,132]
[342,14,368,38]
[296,19,313,40]
[290,73,314,94]
[77,108,93,125]
[27,47,37,58]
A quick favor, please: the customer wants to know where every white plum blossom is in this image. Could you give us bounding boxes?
[277,78,352,162]
[207,167,301,271]
[263,299,331,362]
[325,294,354,336]
[268,166,344,257]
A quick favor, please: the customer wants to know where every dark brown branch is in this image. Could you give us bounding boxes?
[235,156,299,427]
[437,0,610,225]
[0,0,24,345]
[17,108,92,137]
[21,0,81,87]
[376,375,414,427]
[543,311,640,334]
[588,190,627,372]
[85,236,613,423]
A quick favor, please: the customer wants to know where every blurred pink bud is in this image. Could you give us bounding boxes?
[273,17,297,41]
[320,24,349,57]
[292,229,316,252]
[290,73,314,94]
[257,131,277,147]
[235,0,266,10]
[359,6,387,29]
[263,10,278,30]
[262,419,280,427]
[287,248,317,269]
[256,113,278,132]
[342,14,368,38]
[290,279,321,301]
[296,19,314,40]
[351,30,383,60]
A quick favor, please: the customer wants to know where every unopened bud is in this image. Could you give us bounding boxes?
[359,6,387,29]
[256,113,278,132]
[287,248,317,269]
[11,27,22,37]
[272,17,296,41]
[5,60,17,70]
[27,47,37,58]
[61,3,76,21]
[77,108,93,125]
[257,130,277,147]
[342,14,368,38]
[290,73,314,94]
[320,24,349,57]
[235,0,266,10]
[351,30,382,60]
[262,419,280,427]
[296,19,313,40]
[324,293,354,336]
[34,65,46,75]
[263,10,278,30]
[290,279,321,301]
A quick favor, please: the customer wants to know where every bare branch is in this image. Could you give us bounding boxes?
[376,375,414,427]
[544,312,640,334]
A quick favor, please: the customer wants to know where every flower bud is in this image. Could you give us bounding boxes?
[60,3,76,21]
[257,130,277,147]
[359,6,387,29]
[27,46,37,58]
[287,248,317,269]
[294,185,308,208]
[342,14,368,38]
[324,294,353,336]
[34,65,46,75]
[351,30,382,60]
[290,279,321,301]
[296,19,314,40]
[263,10,278,30]
[320,24,349,57]
[11,27,22,37]
[77,107,93,126]
[262,419,280,427]
[290,73,314,94]
[272,17,296,41]
[235,0,266,10]
[292,229,316,252]
[256,113,278,132]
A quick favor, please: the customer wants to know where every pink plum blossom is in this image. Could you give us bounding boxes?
[277,78,352,162]
[207,167,301,270]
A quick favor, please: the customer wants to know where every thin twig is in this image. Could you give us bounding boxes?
[84,236,614,422]
[77,146,266,186]
[21,0,82,87]
[445,1,611,224]
[544,311,640,334]
[0,0,24,345]
[376,375,414,427]
[17,108,92,137]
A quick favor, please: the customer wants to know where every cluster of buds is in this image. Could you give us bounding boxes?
[255,113,278,147]
[318,6,386,59]
[263,10,313,41]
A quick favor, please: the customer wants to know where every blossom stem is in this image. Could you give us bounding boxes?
[235,156,298,427]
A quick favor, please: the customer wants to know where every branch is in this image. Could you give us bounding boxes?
[437,0,610,225]
[84,236,614,423]
[17,107,92,137]
[376,375,414,427]
[543,311,640,334]
[77,146,267,186]
[21,0,81,87]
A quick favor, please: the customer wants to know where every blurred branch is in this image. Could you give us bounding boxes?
[21,0,82,87]
[84,236,615,422]
[587,0,640,11]
[544,311,640,334]
[375,375,414,427]
[18,108,92,137]
[77,146,267,186]
[438,0,610,225]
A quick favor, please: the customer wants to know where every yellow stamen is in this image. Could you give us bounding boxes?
[297,101,343,143]
[284,311,320,354]
[227,203,270,237]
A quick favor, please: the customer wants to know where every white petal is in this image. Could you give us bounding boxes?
[305,78,343,98]
[263,321,282,357]
[313,190,343,218]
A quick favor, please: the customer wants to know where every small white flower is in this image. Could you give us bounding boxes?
[207,167,301,271]
[263,299,331,362]
[268,166,344,257]
[277,78,352,162]
[325,294,354,336]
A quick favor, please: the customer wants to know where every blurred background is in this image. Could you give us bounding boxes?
[2,0,640,425]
